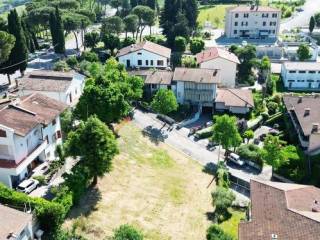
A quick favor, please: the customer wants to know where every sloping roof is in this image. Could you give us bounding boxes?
[116,41,171,59]
[173,68,220,84]
[196,47,240,64]
[0,93,67,136]
[239,179,320,240]
[0,204,32,240]
[283,95,320,137]
[129,69,173,85]
[215,88,254,108]
[19,70,75,92]
[283,62,320,71]
[228,5,280,13]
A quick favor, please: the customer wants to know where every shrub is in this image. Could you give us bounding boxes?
[112,224,143,240]
[54,60,70,72]
[80,51,99,62]
[66,56,78,68]
[261,112,269,121]
[283,9,292,18]
[206,224,234,240]
[121,37,136,48]
[237,144,263,167]
[265,112,283,125]
[174,36,187,52]
[33,175,46,186]
[190,38,205,55]
[0,184,66,237]
[267,101,278,115]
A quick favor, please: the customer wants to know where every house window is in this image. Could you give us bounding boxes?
[157,60,164,66]
[235,13,239,18]
[138,60,142,66]
[309,71,316,74]
[299,71,306,74]
[289,70,296,73]
[137,52,142,55]
[272,13,277,18]
[234,22,238,26]
[52,119,56,125]
[234,30,237,34]
[263,21,266,26]
[56,130,62,139]
[146,60,149,66]
[151,84,157,89]
[0,129,6,138]
[151,60,154,66]
[244,13,249,18]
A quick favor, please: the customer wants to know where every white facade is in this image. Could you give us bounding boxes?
[281,62,320,91]
[19,73,85,106]
[215,102,251,114]
[118,49,170,69]
[0,116,63,188]
[199,58,237,88]
[225,6,281,39]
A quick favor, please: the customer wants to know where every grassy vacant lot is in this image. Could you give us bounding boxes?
[64,122,215,240]
[198,4,234,29]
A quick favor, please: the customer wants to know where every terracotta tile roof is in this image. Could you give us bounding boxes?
[116,41,171,58]
[228,5,280,13]
[19,70,75,92]
[215,88,254,108]
[283,95,320,137]
[0,93,67,136]
[173,68,220,84]
[128,69,173,85]
[239,179,320,240]
[196,47,240,64]
[0,204,32,240]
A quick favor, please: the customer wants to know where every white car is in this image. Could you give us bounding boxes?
[227,153,245,166]
[17,179,39,194]
[32,162,50,177]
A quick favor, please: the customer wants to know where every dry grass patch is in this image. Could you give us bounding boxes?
[64,122,215,240]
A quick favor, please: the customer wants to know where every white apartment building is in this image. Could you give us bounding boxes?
[0,93,67,188]
[19,70,85,106]
[116,41,171,69]
[225,5,281,39]
[281,62,320,90]
[196,47,240,88]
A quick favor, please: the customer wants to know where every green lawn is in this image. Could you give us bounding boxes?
[198,4,234,29]
[219,208,246,239]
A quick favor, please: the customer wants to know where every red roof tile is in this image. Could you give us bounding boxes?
[196,47,240,64]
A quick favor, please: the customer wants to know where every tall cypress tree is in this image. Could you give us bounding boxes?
[49,11,57,48]
[54,6,65,54]
[130,0,138,8]
[184,0,198,31]
[146,0,156,10]
[0,9,28,80]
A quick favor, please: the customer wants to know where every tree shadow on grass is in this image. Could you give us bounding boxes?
[67,186,102,219]
[206,210,232,224]
[202,162,217,175]
[142,125,168,145]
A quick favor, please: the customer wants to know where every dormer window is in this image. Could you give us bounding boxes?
[137,52,142,55]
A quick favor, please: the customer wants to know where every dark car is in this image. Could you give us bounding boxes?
[207,141,219,151]
[156,114,175,125]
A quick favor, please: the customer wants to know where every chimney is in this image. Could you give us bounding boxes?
[312,123,319,133]
[304,108,310,116]
[130,44,134,52]
[298,96,303,103]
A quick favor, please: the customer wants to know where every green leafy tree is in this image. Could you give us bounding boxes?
[206,225,234,240]
[262,135,287,171]
[0,9,28,84]
[54,6,65,53]
[174,36,187,52]
[211,187,235,220]
[102,34,121,55]
[309,16,315,33]
[181,55,197,68]
[151,89,178,115]
[123,14,139,38]
[297,44,312,61]
[190,38,205,55]
[0,31,15,64]
[234,44,257,84]
[122,36,136,47]
[112,224,143,240]
[84,31,100,50]
[215,161,230,188]
[132,5,155,40]
[65,115,119,185]
[74,58,143,123]
[259,56,270,82]
[243,129,254,143]
[212,115,242,161]
[314,12,320,27]
[101,16,124,35]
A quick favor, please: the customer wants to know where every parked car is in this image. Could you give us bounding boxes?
[188,125,202,137]
[17,179,39,194]
[206,141,219,151]
[227,153,245,166]
[156,114,175,125]
[32,162,50,177]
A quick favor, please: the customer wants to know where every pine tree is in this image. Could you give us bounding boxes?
[130,0,138,8]
[54,6,65,54]
[184,0,198,31]
[0,9,28,80]
[146,0,156,10]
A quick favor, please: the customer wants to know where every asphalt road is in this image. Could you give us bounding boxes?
[280,0,320,32]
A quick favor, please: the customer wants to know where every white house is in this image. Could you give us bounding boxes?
[281,62,320,91]
[172,68,220,108]
[19,70,85,106]
[225,5,281,39]
[0,204,35,240]
[215,88,254,114]
[0,93,67,188]
[196,47,240,88]
[116,41,171,69]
